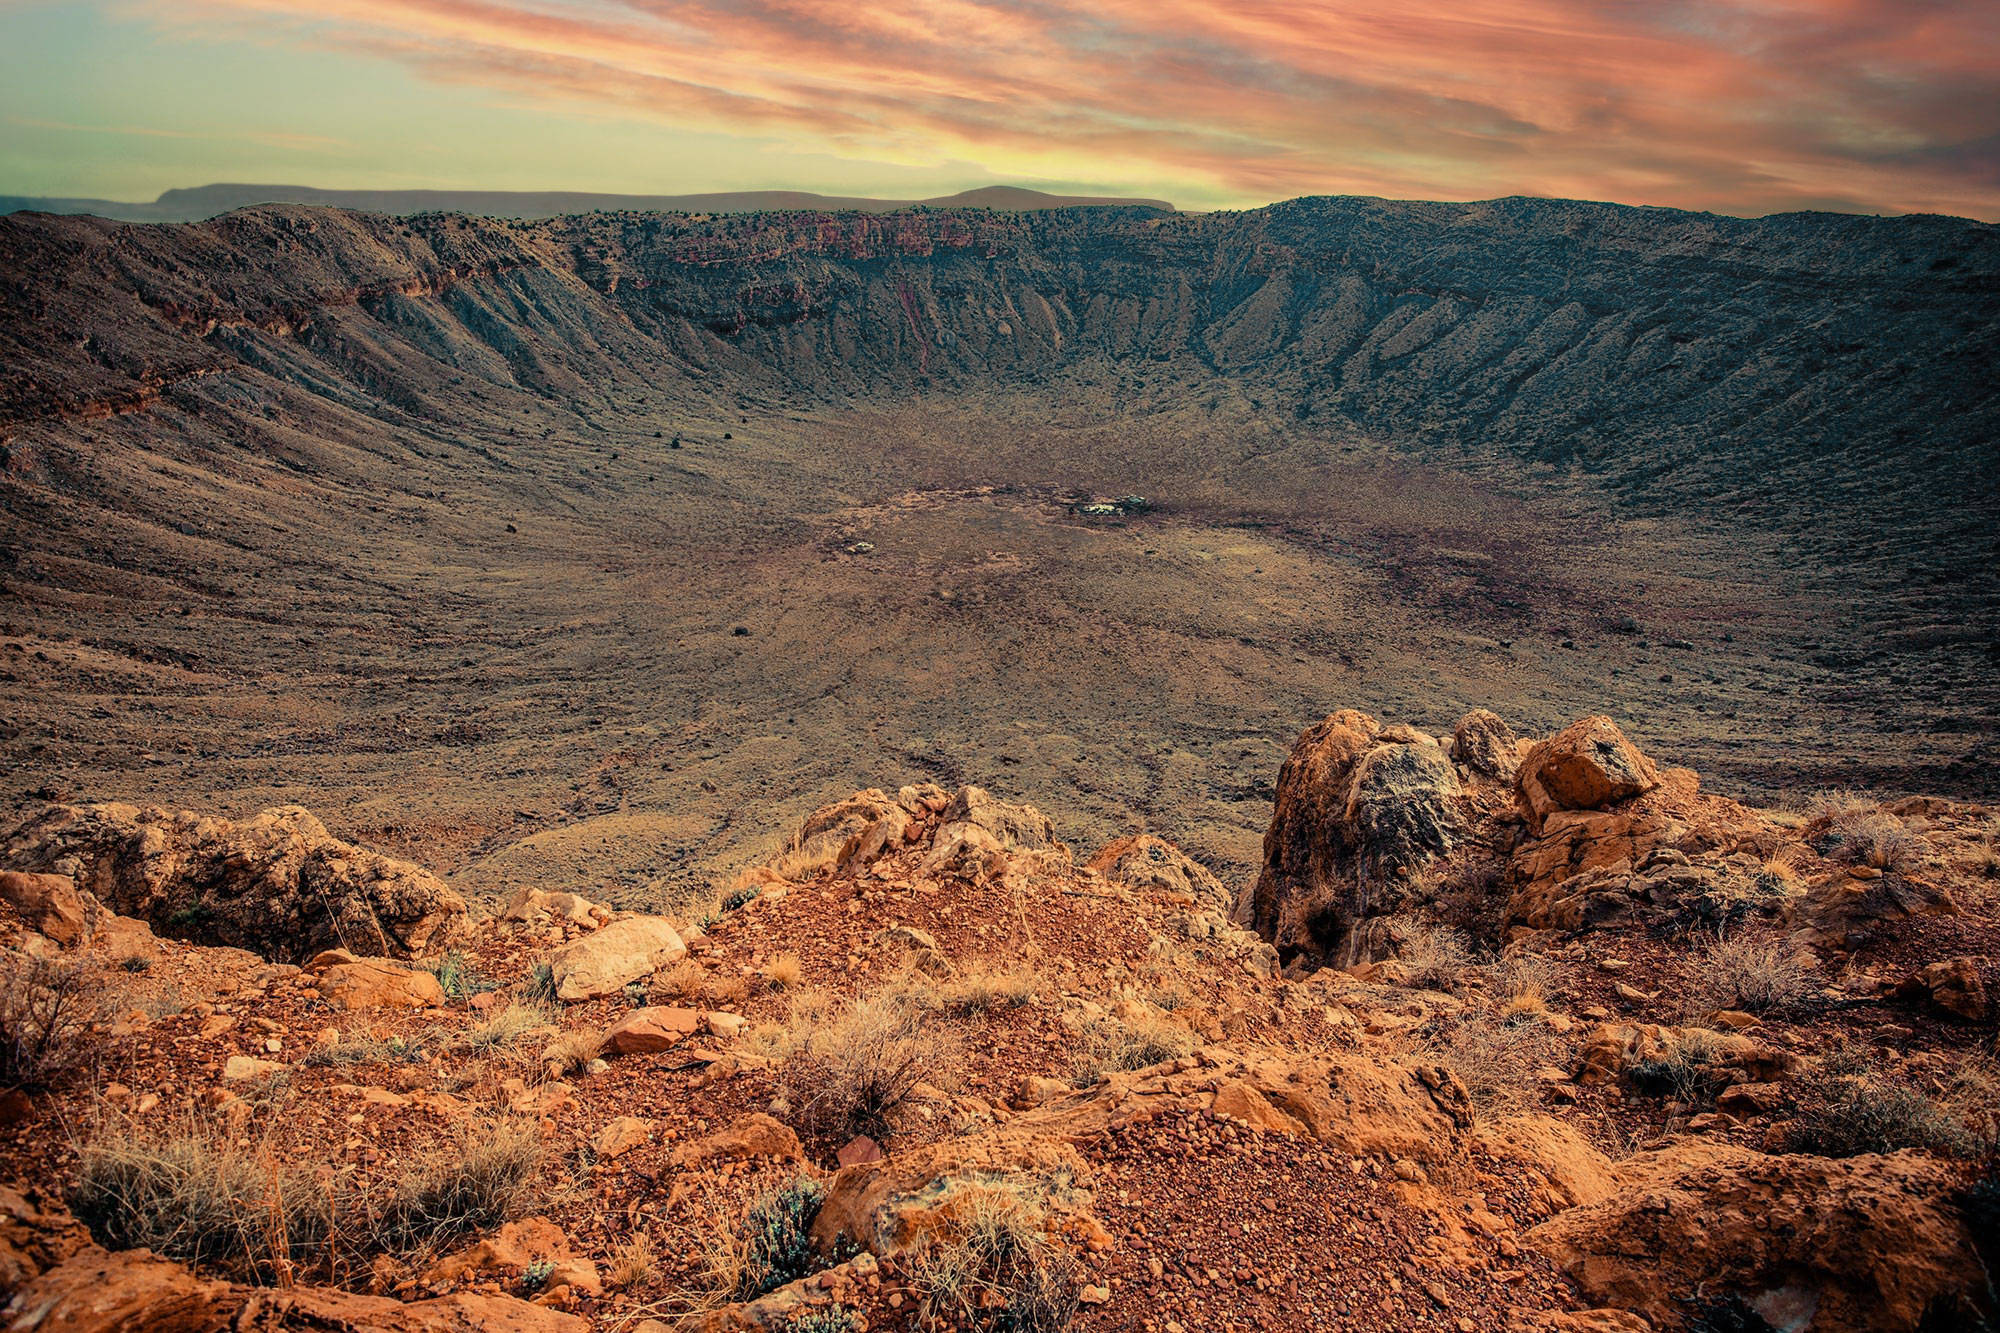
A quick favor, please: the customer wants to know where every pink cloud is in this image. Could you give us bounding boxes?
[141,0,2000,216]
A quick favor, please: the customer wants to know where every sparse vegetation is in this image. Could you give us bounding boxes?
[1423,1013,1565,1119]
[910,964,1040,1017]
[763,953,803,990]
[909,1178,1082,1333]
[302,1032,422,1068]
[0,953,97,1092]
[1492,953,1563,1019]
[773,989,957,1137]
[524,962,558,1006]
[1684,931,1816,1015]
[650,958,709,1004]
[368,1118,541,1254]
[1071,1009,1196,1085]
[1783,1051,1985,1158]
[783,1309,864,1333]
[727,1174,826,1299]
[69,1116,330,1280]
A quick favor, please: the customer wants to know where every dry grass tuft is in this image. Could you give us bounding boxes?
[770,989,959,1138]
[1070,1010,1196,1085]
[762,954,804,991]
[0,953,98,1092]
[1685,932,1816,1015]
[1421,1013,1565,1121]
[1807,798,1930,874]
[908,1177,1081,1333]
[68,1115,329,1281]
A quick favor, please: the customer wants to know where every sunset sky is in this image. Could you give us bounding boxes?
[3,0,1996,218]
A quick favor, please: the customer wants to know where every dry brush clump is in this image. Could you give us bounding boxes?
[908,1176,1082,1333]
[768,988,960,1138]
[1683,931,1818,1016]
[68,1114,331,1281]
[364,1117,543,1257]
[0,953,98,1092]
[1070,1009,1197,1085]
[1420,1012,1566,1120]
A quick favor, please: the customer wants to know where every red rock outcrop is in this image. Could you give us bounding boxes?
[0,803,467,962]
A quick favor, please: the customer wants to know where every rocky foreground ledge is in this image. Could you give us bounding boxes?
[0,709,1994,1332]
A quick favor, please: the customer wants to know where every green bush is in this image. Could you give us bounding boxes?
[736,1175,825,1299]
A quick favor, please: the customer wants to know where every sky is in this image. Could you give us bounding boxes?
[2,0,1997,218]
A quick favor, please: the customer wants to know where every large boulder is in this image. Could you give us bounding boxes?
[1529,1143,1985,1332]
[312,959,446,1011]
[0,871,89,946]
[0,803,466,963]
[1449,708,1523,782]
[1245,711,1465,959]
[1515,717,1660,832]
[546,917,685,1001]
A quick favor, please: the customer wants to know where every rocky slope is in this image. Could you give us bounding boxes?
[0,708,1995,1331]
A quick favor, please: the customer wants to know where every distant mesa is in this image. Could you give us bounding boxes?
[0,181,1177,223]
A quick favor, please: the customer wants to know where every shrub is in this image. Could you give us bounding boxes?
[910,1181,1081,1333]
[784,1309,863,1333]
[1492,954,1563,1018]
[1784,1071,1983,1158]
[1394,921,1475,992]
[521,1258,555,1292]
[1070,1010,1196,1085]
[69,1118,329,1280]
[733,1175,825,1299]
[524,962,557,1006]
[650,958,708,1004]
[370,1119,540,1254]
[1685,932,1816,1015]
[775,990,956,1137]
[1423,1013,1564,1120]
[0,954,97,1091]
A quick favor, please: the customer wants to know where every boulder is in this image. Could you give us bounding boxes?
[671,1112,803,1168]
[425,1216,602,1297]
[1515,717,1659,831]
[1894,956,1988,1021]
[0,871,88,946]
[501,887,606,927]
[1088,835,1229,911]
[592,1116,652,1160]
[764,789,911,881]
[1573,1023,1795,1087]
[0,802,466,962]
[1529,1143,1985,1332]
[932,786,1057,854]
[1449,709,1522,782]
[314,959,445,1011]
[546,917,684,1001]
[603,1005,703,1054]
[1245,711,1465,959]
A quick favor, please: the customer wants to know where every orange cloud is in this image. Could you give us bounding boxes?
[136,0,2000,216]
